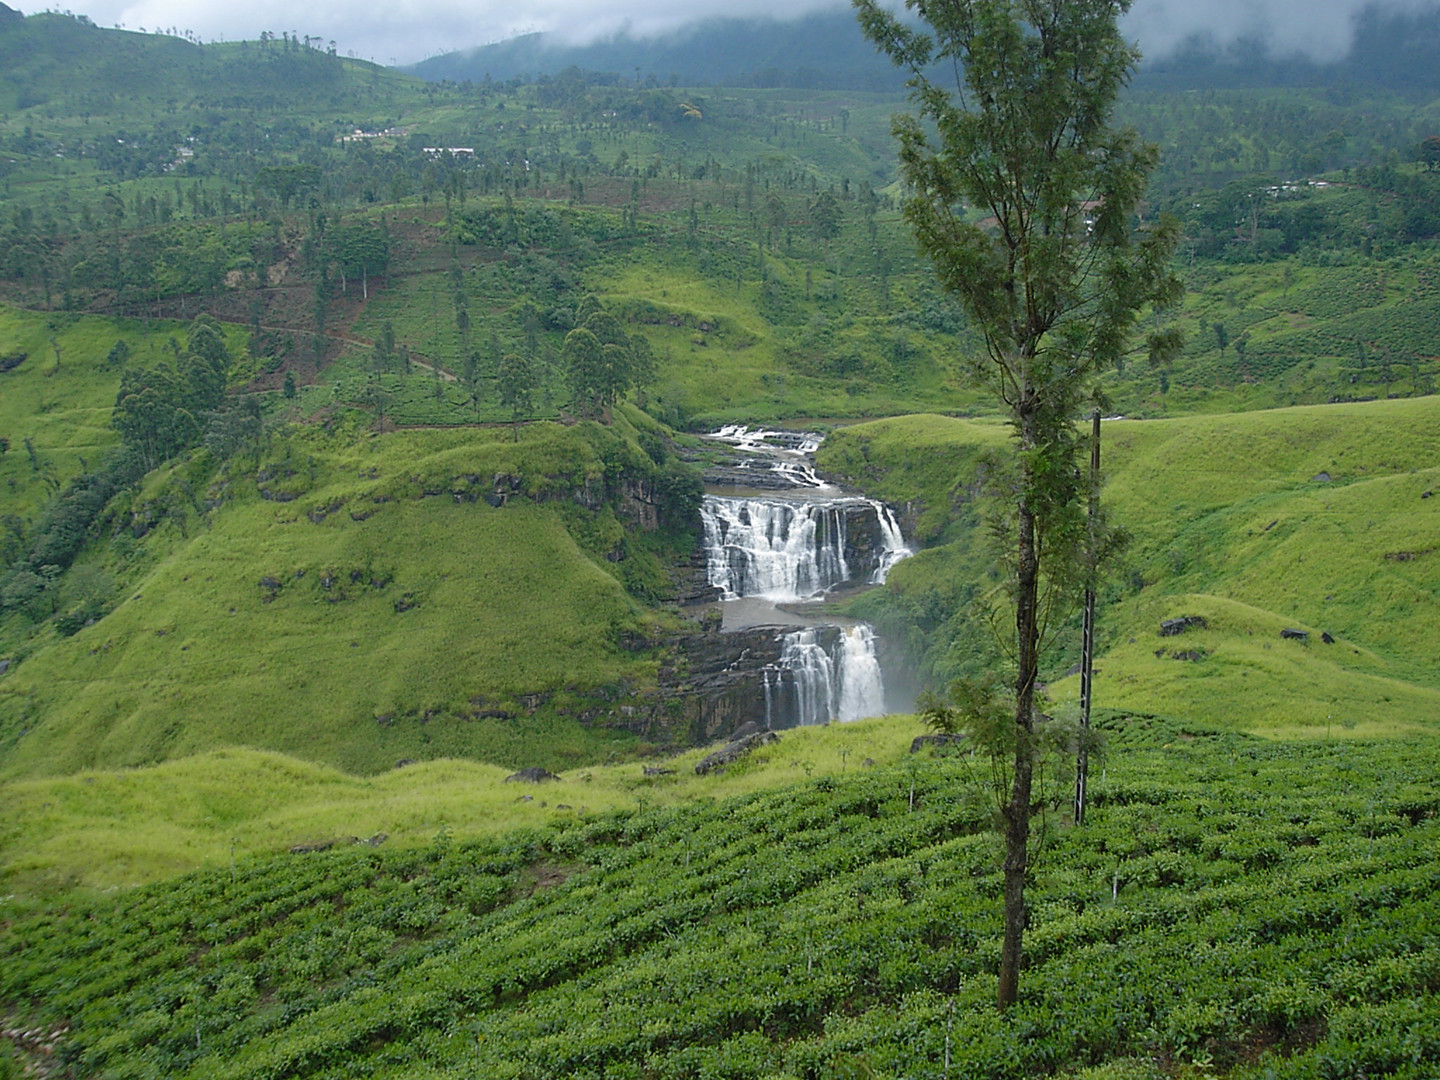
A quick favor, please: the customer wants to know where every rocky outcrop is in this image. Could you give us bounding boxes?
[660,626,846,742]
[670,548,722,607]
[505,767,562,783]
[649,624,864,743]
[618,476,660,531]
[657,626,790,742]
[695,730,780,774]
[833,501,895,582]
[1160,615,1207,636]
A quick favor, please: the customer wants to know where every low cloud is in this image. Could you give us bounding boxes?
[46,0,1440,67]
[1122,0,1440,62]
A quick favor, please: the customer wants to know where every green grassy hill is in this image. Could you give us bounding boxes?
[820,398,1440,735]
[0,715,918,895]
[0,13,411,116]
[0,411,697,780]
[4,19,1440,1080]
[0,307,174,521]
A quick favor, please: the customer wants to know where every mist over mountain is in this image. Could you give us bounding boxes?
[1134,1,1440,93]
[407,2,1440,93]
[404,10,910,90]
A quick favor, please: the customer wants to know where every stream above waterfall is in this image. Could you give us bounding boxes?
[697,426,912,728]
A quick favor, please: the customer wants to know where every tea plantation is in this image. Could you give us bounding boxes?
[3,720,1438,1078]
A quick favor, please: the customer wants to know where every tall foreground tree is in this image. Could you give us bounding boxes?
[854,0,1180,1009]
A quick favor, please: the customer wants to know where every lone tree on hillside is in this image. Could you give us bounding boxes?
[854,0,1181,1009]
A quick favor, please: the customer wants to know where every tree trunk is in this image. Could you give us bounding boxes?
[999,402,1041,1010]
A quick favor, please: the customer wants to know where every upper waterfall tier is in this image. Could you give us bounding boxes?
[700,425,831,491]
[701,495,910,602]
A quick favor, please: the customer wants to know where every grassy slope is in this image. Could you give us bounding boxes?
[819,397,1440,734]
[602,255,960,424]
[0,15,413,118]
[0,717,917,895]
[0,307,250,523]
[2,725,1437,1080]
[0,307,148,519]
[0,418,680,780]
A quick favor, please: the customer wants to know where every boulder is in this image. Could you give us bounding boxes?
[288,839,336,854]
[505,766,561,783]
[1160,615,1207,636]
[1280,628,1309,641]
[695,730,779,775]
[910,733,965,754]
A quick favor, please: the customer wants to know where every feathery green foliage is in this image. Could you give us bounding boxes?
[855,0,1181,1007]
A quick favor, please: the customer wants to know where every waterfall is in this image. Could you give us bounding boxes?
[700,498,850,601]
[710,424,823,455]
[700,496,908,601]
[764,625,886,727]
[697,426,910,729]
[870,502,911,584]
[836,625,885,720]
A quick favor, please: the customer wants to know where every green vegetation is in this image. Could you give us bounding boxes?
[1,721,1437,1078]
[855,0,1183,1007]
[3,10,1440,1077]
[0,413,698,779]
[0,717,919,895]
[820,398,1440,734]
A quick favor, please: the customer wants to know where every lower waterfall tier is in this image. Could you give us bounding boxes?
[766,625,885,727]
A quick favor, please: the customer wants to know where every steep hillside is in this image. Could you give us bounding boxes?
[820,398,1440,735]
[0,413,699,779]
[0,11,411,116]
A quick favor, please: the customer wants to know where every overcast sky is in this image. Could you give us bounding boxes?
[32,0,1440,66]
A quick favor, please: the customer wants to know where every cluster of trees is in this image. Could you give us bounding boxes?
[324,220,390,297]
[2,316,260,628]
[0,448,137,623]
[560,296,655,420]
[1174,171,1440,262]
[112,314,232,468]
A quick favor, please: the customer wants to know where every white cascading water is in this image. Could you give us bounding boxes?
[700,496,909,602]
[763,625,886,727]
[869,502,910,584]
[701,426,911,728]
[836,625,885,719]
[709,424,823,455]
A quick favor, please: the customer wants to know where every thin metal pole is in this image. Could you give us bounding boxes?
[1075,407,1100,825]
